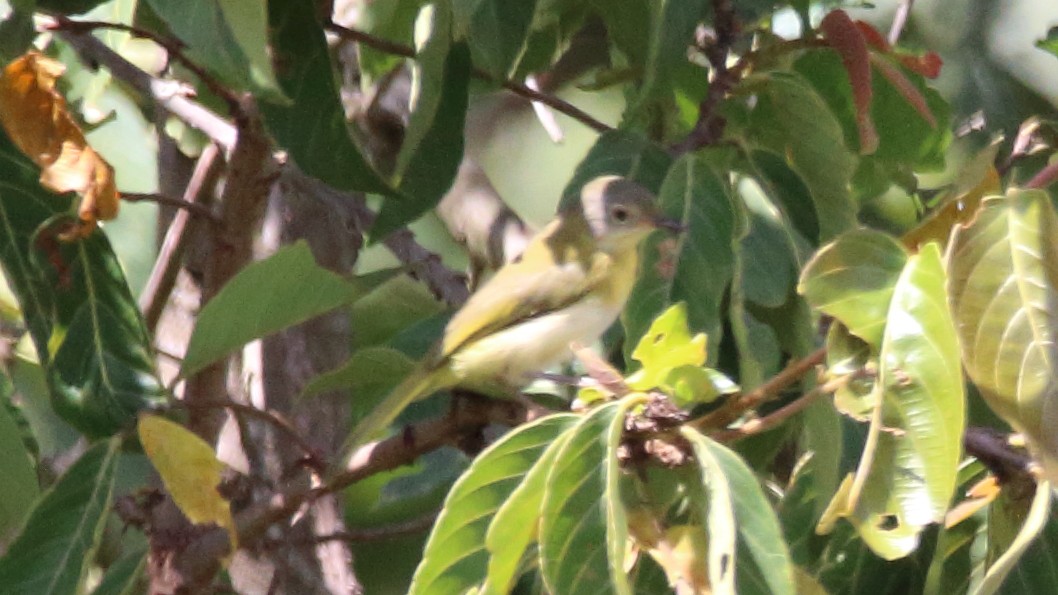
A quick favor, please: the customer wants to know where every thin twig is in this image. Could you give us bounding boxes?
[311,512,439,543]
[46,17,242,110]
[236,397,531,542]
[55,25,237,150]
[281,166,471,306]
[1026,159,1058,190]
[887,0,915,46]
[121,192,219,222]
[710,371,854,442]
[139,143,224,331]
[670,0,739,154]
[325,21,611,133]
[691,347,827,431]
[175,398,326,471]
[963,426,1034,485]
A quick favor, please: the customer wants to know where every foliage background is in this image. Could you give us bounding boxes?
[0,0,1057,593]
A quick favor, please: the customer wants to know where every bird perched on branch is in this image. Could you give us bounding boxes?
[344,175,682,450]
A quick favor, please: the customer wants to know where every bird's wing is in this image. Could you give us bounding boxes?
[440,232,611,359]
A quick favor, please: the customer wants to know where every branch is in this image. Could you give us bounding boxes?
[1026,159,1058,190]
[690,347,826,431]
[671,0,739,154]
[55,26,237,150]
[325,21,612,133]
[47,17,242,109]
[887,0,915,46]
[709,370,854,442]
[280,165,471,306]
[138,143,223,331]
[963,426,1035,485]
[57,20,470,308]
[235,397,532,543]
[121,192,219,222]
[310,512,438,544]
[174,398,326,471]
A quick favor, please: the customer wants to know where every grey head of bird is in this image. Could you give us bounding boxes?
[577,175,684,253]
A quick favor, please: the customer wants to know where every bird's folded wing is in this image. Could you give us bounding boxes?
[440,248,611,358]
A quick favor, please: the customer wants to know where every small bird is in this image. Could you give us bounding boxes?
[345,176,682,449]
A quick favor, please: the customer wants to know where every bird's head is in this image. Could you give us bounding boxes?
[578,176,683,253]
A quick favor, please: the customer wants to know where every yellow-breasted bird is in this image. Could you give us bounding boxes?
[345,175,681,449]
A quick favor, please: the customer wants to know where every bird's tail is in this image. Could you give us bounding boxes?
[341,362,454,455]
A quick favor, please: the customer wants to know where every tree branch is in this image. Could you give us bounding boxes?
[309,512,438,544]
[47,16,242,109]
[57,20,470,308]
[325,21,612,133]
[55,25,237,150]
[671,0,740,154]
[887,0,915,46]
[690,347,826,431]
[138,143,223,331]
[235,397,532,543]
[174,397,326,471]
[1026,159,1058,190]
[709,370,854,442]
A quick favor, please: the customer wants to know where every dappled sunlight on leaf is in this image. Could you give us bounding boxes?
[0,52,118,235]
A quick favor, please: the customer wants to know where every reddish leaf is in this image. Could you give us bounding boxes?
[869,53,937,127]
[821,10,877,154]
[854,20,892,52]
[854,19,942,79]
[898,52,943,79]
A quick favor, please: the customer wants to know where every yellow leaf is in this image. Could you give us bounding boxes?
[138,414,237,555]
[0,51,119,235]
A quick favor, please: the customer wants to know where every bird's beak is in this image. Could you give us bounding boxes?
[654,216,686,234]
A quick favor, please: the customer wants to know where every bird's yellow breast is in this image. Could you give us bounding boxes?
[449,247,640,394]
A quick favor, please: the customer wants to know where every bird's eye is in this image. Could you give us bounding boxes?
[612,206,630,223]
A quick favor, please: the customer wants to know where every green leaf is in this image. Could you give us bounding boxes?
[682,433,737,594]
[374,3,472,239]
[181,242,396,377]
[558,129,672,211]
[745,71,858,240]
[829,243,965,559]
[0,438,120,594]
[626,303,706,390]
[263,0,393,194]
[980,480,1052,594]
[799,229,908,346]
[681,427,796,595]
[482,423,576,594]
[623,153,739,367]
[1037,26,1058,58]
[0,138,165,437]
[302,346,413,398]
[795,49,950,172]
[624,0,707,122]
[0,6,35,63]
[947,190,1058,481]
[734,175,805,309]
[592,0,650,67]
[144,0,285,100]
[89,547,146,595]
[454,0,536,79]
[356,0,424,83]
[540,399,639,595]
[410,414,578,595]
[0,375,39,543]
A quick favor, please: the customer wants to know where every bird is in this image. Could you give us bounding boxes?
[344,175,682,450]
